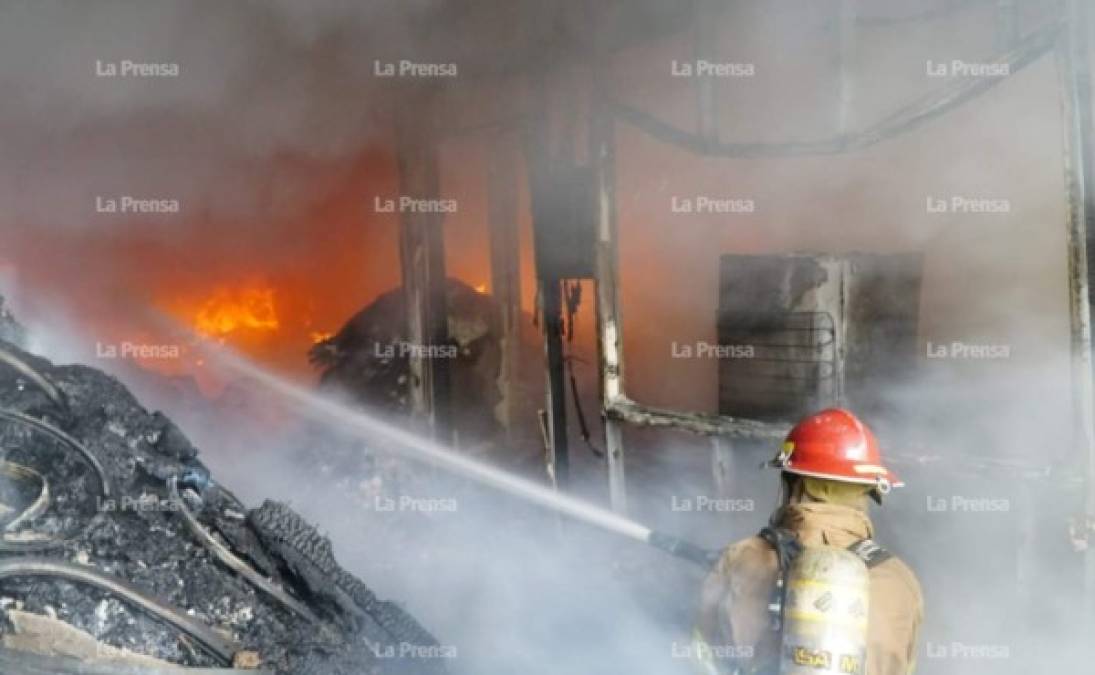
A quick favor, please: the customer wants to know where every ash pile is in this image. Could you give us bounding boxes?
[309,279,508,442]
[308,278,544,467]
[0,319,445,673]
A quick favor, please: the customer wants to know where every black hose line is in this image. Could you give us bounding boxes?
[0,408,112,498]
[0,460,49,532]
[646,531,722,569]
[166,477,320,624]
[0,346,68,413]
[0,408,113,552]
[0,647,271,673]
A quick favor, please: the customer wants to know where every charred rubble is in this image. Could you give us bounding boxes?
[309,279,505,440]
[0,331,445,673]
[309,279,544,462]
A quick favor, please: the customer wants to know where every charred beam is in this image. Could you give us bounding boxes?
[606,397,788,440]
[487,135,522,435]
[1061,0,1095,619]
[396,89,452,441]
[591,103,628,513]
[611,17,1060,158]
[542,279,570,486]
[589,1,629,514]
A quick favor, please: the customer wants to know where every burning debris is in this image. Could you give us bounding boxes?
[193,286,280,339]
[0,330,444,673]
[309,279,542,456]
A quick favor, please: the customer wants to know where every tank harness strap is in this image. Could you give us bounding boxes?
[758,529,892,633]
[757,526,802,632]
[758,526,802,570]
[846,538,893,568]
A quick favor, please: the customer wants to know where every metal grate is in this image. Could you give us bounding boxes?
[718,310,839,421]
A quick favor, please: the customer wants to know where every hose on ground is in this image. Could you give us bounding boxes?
[0,346,68,413]
[166,477,319,624]
[0,408,112,552]
[0,646,271,673]
[0,558,241,664]
[0,459,49,533]
[0,408,111,498]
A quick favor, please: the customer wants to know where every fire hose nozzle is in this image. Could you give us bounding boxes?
[647,531,721,568]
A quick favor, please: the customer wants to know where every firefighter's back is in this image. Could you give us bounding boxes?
[697,503,923,675]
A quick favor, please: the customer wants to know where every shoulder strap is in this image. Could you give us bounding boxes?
[757,526,802,634]
[757,526,802,571]
[847,538,893,568]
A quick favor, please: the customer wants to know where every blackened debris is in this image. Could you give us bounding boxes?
[0,338,444,674]
[249,500,440,657]
[308,279,503,442]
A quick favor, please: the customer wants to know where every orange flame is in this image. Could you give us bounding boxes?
[310,330,333,344]
[194,286,279,337]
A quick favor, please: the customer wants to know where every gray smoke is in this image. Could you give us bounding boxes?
[2,1,1094,674]
[0,0,445,233]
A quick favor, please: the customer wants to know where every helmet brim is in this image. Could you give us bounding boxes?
[780,465,904,490]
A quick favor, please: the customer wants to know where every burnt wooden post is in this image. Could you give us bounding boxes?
[591,93,627,513]
[542,277,570,486]
[586,4,628,513]
[396,90,451,441]
[1062,0,1095,619]
[521,72,566,488]
[487,135,522,436]
[528,161,592,491]
[523,63,600,491]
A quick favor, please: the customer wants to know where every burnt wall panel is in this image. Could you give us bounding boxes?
[718,253,922,423]
[718,255,840,422]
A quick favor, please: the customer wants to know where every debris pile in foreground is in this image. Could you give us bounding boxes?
[0,332,444,674]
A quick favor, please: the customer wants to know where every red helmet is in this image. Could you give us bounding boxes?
[770,408,903,493]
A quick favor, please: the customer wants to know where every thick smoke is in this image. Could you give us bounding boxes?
[602,4,1090,674]
[1,1,1094,674]
[0,0,444,230]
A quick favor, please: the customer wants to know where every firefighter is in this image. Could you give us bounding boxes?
[693,408,923,675]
